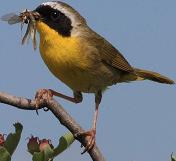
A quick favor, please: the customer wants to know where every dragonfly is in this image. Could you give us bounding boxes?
[1,10,40,50]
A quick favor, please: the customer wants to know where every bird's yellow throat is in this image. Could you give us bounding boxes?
[35,21,94,91]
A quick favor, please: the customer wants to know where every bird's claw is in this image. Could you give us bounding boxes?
[34,89,53,113]
[75,129,96,154]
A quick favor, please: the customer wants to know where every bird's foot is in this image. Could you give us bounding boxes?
[75,129,96,154]
[35,89,53,111]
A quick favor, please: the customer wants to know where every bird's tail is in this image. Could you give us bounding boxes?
[134,68,175,84]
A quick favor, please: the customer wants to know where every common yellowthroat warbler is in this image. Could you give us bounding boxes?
[3,1,175,153]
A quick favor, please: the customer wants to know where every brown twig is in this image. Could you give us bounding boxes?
[0,91,105,161]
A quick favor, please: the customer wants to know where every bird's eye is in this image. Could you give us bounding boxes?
[50,11,60,21]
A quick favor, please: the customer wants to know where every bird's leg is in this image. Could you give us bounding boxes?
[51,90,83,103]
[76,90,102,154]
[35,89,82,108]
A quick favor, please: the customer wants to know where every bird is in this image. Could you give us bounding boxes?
[18,1,175,153]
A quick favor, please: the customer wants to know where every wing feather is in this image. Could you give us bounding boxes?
[96,33,134,72]
[101,42,134,72]
[82,27,134,73]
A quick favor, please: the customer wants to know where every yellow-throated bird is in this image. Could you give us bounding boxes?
[14,1,176,153]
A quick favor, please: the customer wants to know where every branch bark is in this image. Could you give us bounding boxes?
[0,91,105,161]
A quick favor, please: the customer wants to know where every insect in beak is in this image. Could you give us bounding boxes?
[1,9,41,50]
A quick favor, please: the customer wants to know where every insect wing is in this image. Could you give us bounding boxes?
[1,13,21,25]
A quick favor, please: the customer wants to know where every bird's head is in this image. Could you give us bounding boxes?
[32,1,87,37]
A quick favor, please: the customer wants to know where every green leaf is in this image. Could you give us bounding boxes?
[4,122,23,155]
[32,151,44,161]
[33,145,54,161]
[53,132,75,157]
[31,132,74,161]
[0,147,11,161]
[43,144,54,161]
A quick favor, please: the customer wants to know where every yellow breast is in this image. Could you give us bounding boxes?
[36,22,97,91]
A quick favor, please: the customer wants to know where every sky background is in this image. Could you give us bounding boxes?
[0,0,176,161]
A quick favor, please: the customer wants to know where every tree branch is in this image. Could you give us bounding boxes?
[0,91,105,161]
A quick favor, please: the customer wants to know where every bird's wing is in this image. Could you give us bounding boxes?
[87,28,134,73]
[99,38,134,72]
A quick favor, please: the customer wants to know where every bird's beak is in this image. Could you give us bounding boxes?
[32,11,41,21]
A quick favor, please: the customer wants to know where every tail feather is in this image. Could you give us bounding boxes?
[134,68,175,84]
